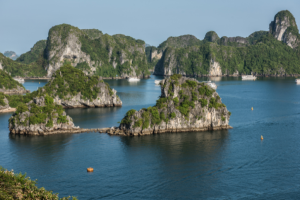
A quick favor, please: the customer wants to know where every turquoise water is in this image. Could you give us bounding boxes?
[1,76,300,199]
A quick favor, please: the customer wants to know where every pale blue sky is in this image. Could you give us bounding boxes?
[1,0,300,55]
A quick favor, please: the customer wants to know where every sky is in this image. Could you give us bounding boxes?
[1,0,300,55]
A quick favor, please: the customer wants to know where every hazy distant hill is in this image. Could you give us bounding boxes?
[3,51,19,60]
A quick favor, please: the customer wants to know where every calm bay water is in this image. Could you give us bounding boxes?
[1,76,300,199]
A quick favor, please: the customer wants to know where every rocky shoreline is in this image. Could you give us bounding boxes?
[102,125,233,136]
[10,128,110,136]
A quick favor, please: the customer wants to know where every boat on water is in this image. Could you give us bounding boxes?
[128,77,140,82]
[242,75,257,80]
[155,80,161,85]
[295,79,300,84]
[206,81,217,90]
[13,77,25,84]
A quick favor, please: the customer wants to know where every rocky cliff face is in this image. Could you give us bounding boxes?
[110,75,231,136]
[209,59,222,76]
[269,10,299,48]
[44,24,149,78]
[9,96,77,135]
[39,63,122,108]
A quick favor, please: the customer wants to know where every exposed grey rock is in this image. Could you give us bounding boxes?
[269,10,299,49]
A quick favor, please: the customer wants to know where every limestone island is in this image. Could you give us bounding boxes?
[9,96,78,135]
[34,62,122,108]
[107,75,232,136]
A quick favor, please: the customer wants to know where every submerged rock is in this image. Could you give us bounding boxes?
[112,75,232,136]
[9,96,77,135]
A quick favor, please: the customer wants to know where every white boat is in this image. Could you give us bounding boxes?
[242,75,257,80]
[13,77,25,84]
[206,81,217,90]
[295,79,300,84]
[155,80,161,85]
[128,77,140,82]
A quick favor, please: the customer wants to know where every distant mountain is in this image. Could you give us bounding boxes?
[153,10,300,77]
[3,51,19,60]
[145,43,151,48]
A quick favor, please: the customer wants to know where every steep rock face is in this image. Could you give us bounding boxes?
[9,96,77,135]
[112,75,231,136]
[45,25,93,77]
[209,59,222,76]
[269,10,299,48]
[45,24,149,78]
[39,63,122,108]
[0,69,28,94]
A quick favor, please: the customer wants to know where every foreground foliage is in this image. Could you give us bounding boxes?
[0,166,77,200]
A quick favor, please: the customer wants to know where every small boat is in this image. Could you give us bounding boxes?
[128,77,140,82]
[242,75,257,80]
[261,135,263,140]
[155,80,161,85]
[87,168,94,172]
[206,81,217,90]
[295,79,300,84]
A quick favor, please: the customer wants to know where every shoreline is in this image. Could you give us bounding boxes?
[9,125,233,136]
[0,107,16,113]
[155,74,300,78]
[106,125,233,136]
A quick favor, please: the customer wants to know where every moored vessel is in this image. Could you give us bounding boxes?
[128,77,140,82]
[242,75,257,80]
[295,79,300,84]
[206,81,217,90]
[155,80,161,85]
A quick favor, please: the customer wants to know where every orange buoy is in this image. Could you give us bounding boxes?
[261,135,263,140]
[251,107,253,111]
[87,168,94,172]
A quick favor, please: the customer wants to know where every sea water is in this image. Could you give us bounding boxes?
[1,76,300,199]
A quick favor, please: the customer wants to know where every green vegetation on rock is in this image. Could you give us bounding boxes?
[155,32,300,76]
[16,40,47,64]
[0,166,77,200]
[9,96,67,128]
[0,53,47,77]
[0,70,25,90]
[43,62,105,100]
